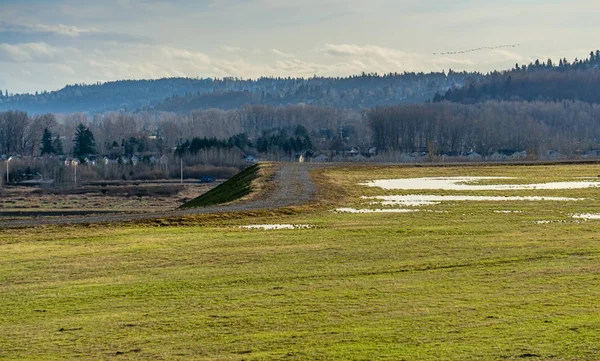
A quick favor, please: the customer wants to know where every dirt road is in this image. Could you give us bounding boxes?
[0,163,325,229]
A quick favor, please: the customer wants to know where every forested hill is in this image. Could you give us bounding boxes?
[434,51,600,104]
[0,72,476,114]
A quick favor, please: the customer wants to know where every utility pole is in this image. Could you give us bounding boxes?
[72,159,79,185]
[180,158,183,184]
[6,156,14,184]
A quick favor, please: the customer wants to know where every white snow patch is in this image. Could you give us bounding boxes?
[572,214,600,220]
[494,210,524,214]
[367,195,583,207]
[335,208,418,214]
[364,177,600,191]
[241,224,313,230]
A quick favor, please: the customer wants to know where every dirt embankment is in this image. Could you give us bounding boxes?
[0,163,329,229]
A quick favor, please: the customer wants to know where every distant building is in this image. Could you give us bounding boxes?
[510,151,527,160]
[467,151,482,161]
[547,150,562,160]
[350,154,367,162]
[313,154,329,162]
[245,155,258,164]
[488,152,507,161]
[332,154,344,162]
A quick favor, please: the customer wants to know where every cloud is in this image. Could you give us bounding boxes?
[160,46,211,64]
[221,45,243,53]
[0,21,92,37]
[0,42,70,63]
[0,21,148,46]
[270,48,295,58]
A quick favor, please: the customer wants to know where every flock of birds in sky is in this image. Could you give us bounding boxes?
[434,44,521,56]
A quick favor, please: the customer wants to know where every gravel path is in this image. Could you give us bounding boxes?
[0,163,326,229]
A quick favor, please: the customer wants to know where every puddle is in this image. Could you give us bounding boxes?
[335,208,418,214]
[364,177,600,191]
[572,214,600,220]
[241,224,313,230]
[368,195,583,207]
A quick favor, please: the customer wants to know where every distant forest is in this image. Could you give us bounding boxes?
[2,50,600,165]
[0,72,476,114]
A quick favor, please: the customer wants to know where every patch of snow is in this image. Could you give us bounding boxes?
[364,177,600,191]
[494,210,524,214]
[367,195,583,207]
[335,208,418,214]
[241,224,313,230]
[572,214,600,220]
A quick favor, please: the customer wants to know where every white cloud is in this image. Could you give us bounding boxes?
[0,21,93,37]
[0,42,66,63]
[271,48,295,58]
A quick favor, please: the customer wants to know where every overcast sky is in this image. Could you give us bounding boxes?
[0,0,598,93]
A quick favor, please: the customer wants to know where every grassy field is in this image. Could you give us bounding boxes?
[1,163,600,360]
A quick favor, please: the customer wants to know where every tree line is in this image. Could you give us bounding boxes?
[369,100,600,156]
[434,50,600,104]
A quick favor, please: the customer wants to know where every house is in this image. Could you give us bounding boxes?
[342,147,360,157]
[103,156,118,165]
[369,147,378,156]
[547,150,562,160]
[510,151,527,160]
[84,157,96,166]
[245,155,258,164]
[488,152,507,161]
[64,158,72,166]
[149,156,159,164]
[399,153,416,162]
[350,154,367,162]
[71,159,80,166]
[332,154,344,162]
[130,155,139,166]
[298,154,305,163]
[159,155,169,166]
[313,154,329,162]
[467,151,482,161]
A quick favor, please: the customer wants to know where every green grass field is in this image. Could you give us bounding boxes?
[2,164,600,360]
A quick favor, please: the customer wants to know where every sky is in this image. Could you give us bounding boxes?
[0,0,598,93]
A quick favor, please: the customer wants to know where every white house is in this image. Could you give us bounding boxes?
[130,155,139,166]
[245,155,258,164]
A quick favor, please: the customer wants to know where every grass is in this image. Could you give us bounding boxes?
[180,164,267,209]
[1,163,600,360]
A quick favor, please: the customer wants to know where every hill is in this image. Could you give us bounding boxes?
[0,72,476,114]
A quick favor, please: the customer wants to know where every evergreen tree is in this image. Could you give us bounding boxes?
[53,137,64,155]
[40,128,55,155]
[73,124,96,158]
